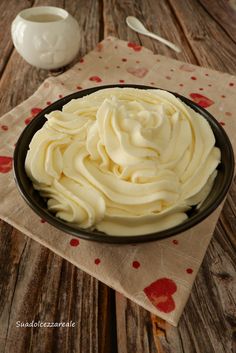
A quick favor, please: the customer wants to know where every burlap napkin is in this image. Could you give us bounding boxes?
[0,37,235,326]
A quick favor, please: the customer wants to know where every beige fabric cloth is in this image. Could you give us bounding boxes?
[0,37,235,326]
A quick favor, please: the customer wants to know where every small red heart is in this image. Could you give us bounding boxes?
[189,93,214,108]
[127,67,148,78]
[31,107,42,116]
[179,64,195,72]
[1,125,8,131]
[144,278,177,313]
[89,76,102,83]
[25,117,33,125]
[0,156,13,173]
[128,42,142,51]
[25,107,43,125]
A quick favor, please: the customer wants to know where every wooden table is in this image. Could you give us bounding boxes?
[0,1,235,352]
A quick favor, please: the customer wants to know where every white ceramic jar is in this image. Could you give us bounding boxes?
[11,6,80,70]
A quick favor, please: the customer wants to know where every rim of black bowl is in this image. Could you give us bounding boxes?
[13,84,235,243]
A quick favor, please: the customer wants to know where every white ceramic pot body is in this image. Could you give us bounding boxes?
[11,6,80,69]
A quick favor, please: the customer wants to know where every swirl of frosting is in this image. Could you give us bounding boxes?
[25,88,221,236]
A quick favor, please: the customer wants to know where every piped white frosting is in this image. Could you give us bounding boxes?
[25,88,221,235]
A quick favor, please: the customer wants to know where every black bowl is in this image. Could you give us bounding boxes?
[13,85,235,243]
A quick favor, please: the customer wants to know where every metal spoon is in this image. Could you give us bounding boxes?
[126,16,181,53]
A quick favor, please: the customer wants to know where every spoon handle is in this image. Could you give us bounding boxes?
[146,31,181,53]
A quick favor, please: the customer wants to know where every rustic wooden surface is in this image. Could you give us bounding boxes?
[0,1,235,352]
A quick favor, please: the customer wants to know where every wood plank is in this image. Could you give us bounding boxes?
[116,293,158,353]
[98,285,118,353]
[151,315,184,353]
[0,222,115,353]
[162,179,236,353]
[105,1,236,352]
[0,221,28,348]
[103,0,197,63]
[199,0,236,43]
[1,1,236,352]
[0,0,64,115]
[220,181,236,249]
[0,1,115,352]
[115,179,236,353]
[177,201,236,353]
[229,0,236,11]
[0,0,34,78]
[0,0,101,116]
[64,0,102,64]
[168,0,236,74]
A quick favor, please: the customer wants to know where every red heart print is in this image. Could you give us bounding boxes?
[0,156,13,173]
[25,107,42,125]
[179,64,195,72]
[31,107,42,116]
[144,278,177,313]
[89,76,102,83]
[128,42,142,51]
[189,93,214,108]
[127,67,149,78]
[25,117,33,125]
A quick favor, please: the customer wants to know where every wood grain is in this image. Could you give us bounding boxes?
[0,0,236,352]
[0,0,33,78]
[177,190,236,353]
[105,1,236,352]
[103,0,197,63]
[168,0,236,74]
[116,293,158,353]
[199,0,236,43]
[115,182,236,353]
[64,0,102,64]
[0,0,101,116]
[0,0,65,115]
[0,1,113,353]
[0,222,116,353]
